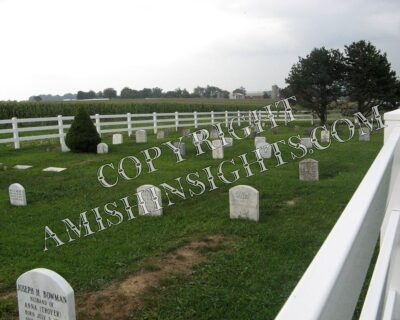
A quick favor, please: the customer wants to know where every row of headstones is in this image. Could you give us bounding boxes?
[7,157,319,207]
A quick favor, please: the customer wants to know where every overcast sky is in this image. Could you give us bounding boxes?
[0,0,399,101]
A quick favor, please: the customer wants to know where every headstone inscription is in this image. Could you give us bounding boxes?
[9,183,27,206]
[136,185,163,216]
[299,158,319,181]
[229,185,259,222]
[256,142,272,159]
[16,268,76,320]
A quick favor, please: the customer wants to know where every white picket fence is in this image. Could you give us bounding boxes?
[276,109,400,320]
[0,110,313,149]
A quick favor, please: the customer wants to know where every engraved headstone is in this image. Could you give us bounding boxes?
[212,140,224,159]
[300,137,312,148]
[17,268,76,320]
[136,130,147,143]
[97,143,108,154]
[137,185,162,216]
[173,142,185,157]
[321,130,330,143]
[9,183,27,206]
[256,142,272,159]
[299,159,319,181]
[156,130,165,139]
[112,134,123,145]
[210,127,219,139]
[359,129,370,142]
[254,136,266,147]
[229,185,259,222]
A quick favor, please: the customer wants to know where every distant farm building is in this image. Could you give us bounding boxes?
[229,92,245,100]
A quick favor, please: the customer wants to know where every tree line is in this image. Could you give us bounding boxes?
[281,40,400,124]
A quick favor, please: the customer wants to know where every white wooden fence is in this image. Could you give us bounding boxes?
[275,109,400,320]
[0,110,313,149]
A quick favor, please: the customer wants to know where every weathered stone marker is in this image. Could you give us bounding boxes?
[212,140,224,159]
[156,130,165,139]
[224,137,233,147]
[137,185,163,216]
[136,130,147,143]
[97,143,108,154]
[210,127,219,139]
[254,136,266,147]
[173,142,185,157]
[256,142,272,159]
[299,158,319,181]
[112,134,123,145]
[9,183,27,206]
[359,129,370,142]
[321,130,330,143]
[16,268,76,320]
[300,137,313,148]
[229,185,259,222]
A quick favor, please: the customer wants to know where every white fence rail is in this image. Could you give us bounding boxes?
[275,109,400,320]
[0,110,313,149]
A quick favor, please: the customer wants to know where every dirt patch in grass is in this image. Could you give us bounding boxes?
[77,235,231,320]
[286,197,301,206]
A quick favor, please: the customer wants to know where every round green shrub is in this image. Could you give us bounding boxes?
[65,107,101,152]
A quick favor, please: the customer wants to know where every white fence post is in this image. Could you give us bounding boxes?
[11,117,20,149]
[211,111,215,125]
[238,111,241,126]
[95,114,101,136]
[175,111,179,131]
[225,111,228,127]
[153,112,157,134]
[248,111,252,125]
[194,111,198,129]
[57,115,64,145]
[127,113,132,136]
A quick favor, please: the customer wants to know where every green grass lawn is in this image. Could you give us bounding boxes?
[0,123,382,319]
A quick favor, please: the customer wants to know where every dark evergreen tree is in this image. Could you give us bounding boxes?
[65,107,101,152]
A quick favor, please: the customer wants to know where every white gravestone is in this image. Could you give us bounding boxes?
[229,185,259,222]
[300,137,313,148]
[97,143,108,154]
[256,142,272,159]
[359,129,370,142]
[156,130,165,139]
[9,183,27,206]
[210,128,219,139]
[299,159,319,181]
[60,142,70,153]
[17,268,76,320]
[112,134,123,145]
[42,167,67,173]
[212,140,224,159]
[321,130,330,143]
[224,137,233,147]
[173,142,185,157]
[137,185,162,216]
[14,165,32,170]
[136,130,147,143]
[254,136,266,147]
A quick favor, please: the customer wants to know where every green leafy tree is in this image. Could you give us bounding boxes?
[65,107,101,153]
[103,88,117,99]
[286,47,345,124]
[344,40,398,114]
[233,86,246,96]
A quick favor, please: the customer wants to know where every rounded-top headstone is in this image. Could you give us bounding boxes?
[9,183,27,206]
[16,268,76,320]
[136,184,163,216]
[229,185,259,222]
[97,143,108,154]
